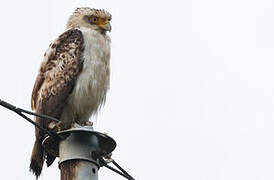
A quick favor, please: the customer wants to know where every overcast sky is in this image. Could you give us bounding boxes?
[0,0,274,179]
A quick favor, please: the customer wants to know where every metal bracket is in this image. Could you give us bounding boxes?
[42,125,116,168]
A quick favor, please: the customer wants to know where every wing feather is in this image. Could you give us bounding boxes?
[31,29,84,127]
[31,74,44,110]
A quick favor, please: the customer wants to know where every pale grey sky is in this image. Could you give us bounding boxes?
[0,0,274,179]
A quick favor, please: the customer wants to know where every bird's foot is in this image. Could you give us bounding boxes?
[84,121,93,127]
[48,121,66,132]
[75,121,93,127]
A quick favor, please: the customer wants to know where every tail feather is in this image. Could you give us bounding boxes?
[46,154,56,167]
[30,139,44,179]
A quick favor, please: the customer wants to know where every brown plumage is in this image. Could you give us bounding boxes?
[29,7,112,178]
[30,29,84,178]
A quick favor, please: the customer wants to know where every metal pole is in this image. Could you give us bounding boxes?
[43,125,116,180]
[60,160,98,180]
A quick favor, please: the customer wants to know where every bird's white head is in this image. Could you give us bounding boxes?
[67,7,112,33]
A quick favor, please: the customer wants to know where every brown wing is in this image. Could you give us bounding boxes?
[30,29,84,176]
[31,29,84,131]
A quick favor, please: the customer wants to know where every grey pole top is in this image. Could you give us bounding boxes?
[43,124,116,180]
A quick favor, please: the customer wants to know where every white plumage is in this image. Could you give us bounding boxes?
[61,27,111,124]
[29,7,112,178]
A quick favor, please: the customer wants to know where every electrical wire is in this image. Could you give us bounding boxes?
[0,99,62,139]
[112,160,135,180]
[100,158,135,180]
[0,99,135,180]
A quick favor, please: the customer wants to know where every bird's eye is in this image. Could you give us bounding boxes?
[90,16,98,23]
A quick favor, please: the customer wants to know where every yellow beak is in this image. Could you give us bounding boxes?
[99,21,111,32]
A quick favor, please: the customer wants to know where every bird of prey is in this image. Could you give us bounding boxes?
[29,7,112,178]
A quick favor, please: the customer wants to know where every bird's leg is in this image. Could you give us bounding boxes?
[48,121,66,132]
[84,121,93,126]
[75,119,93,127]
